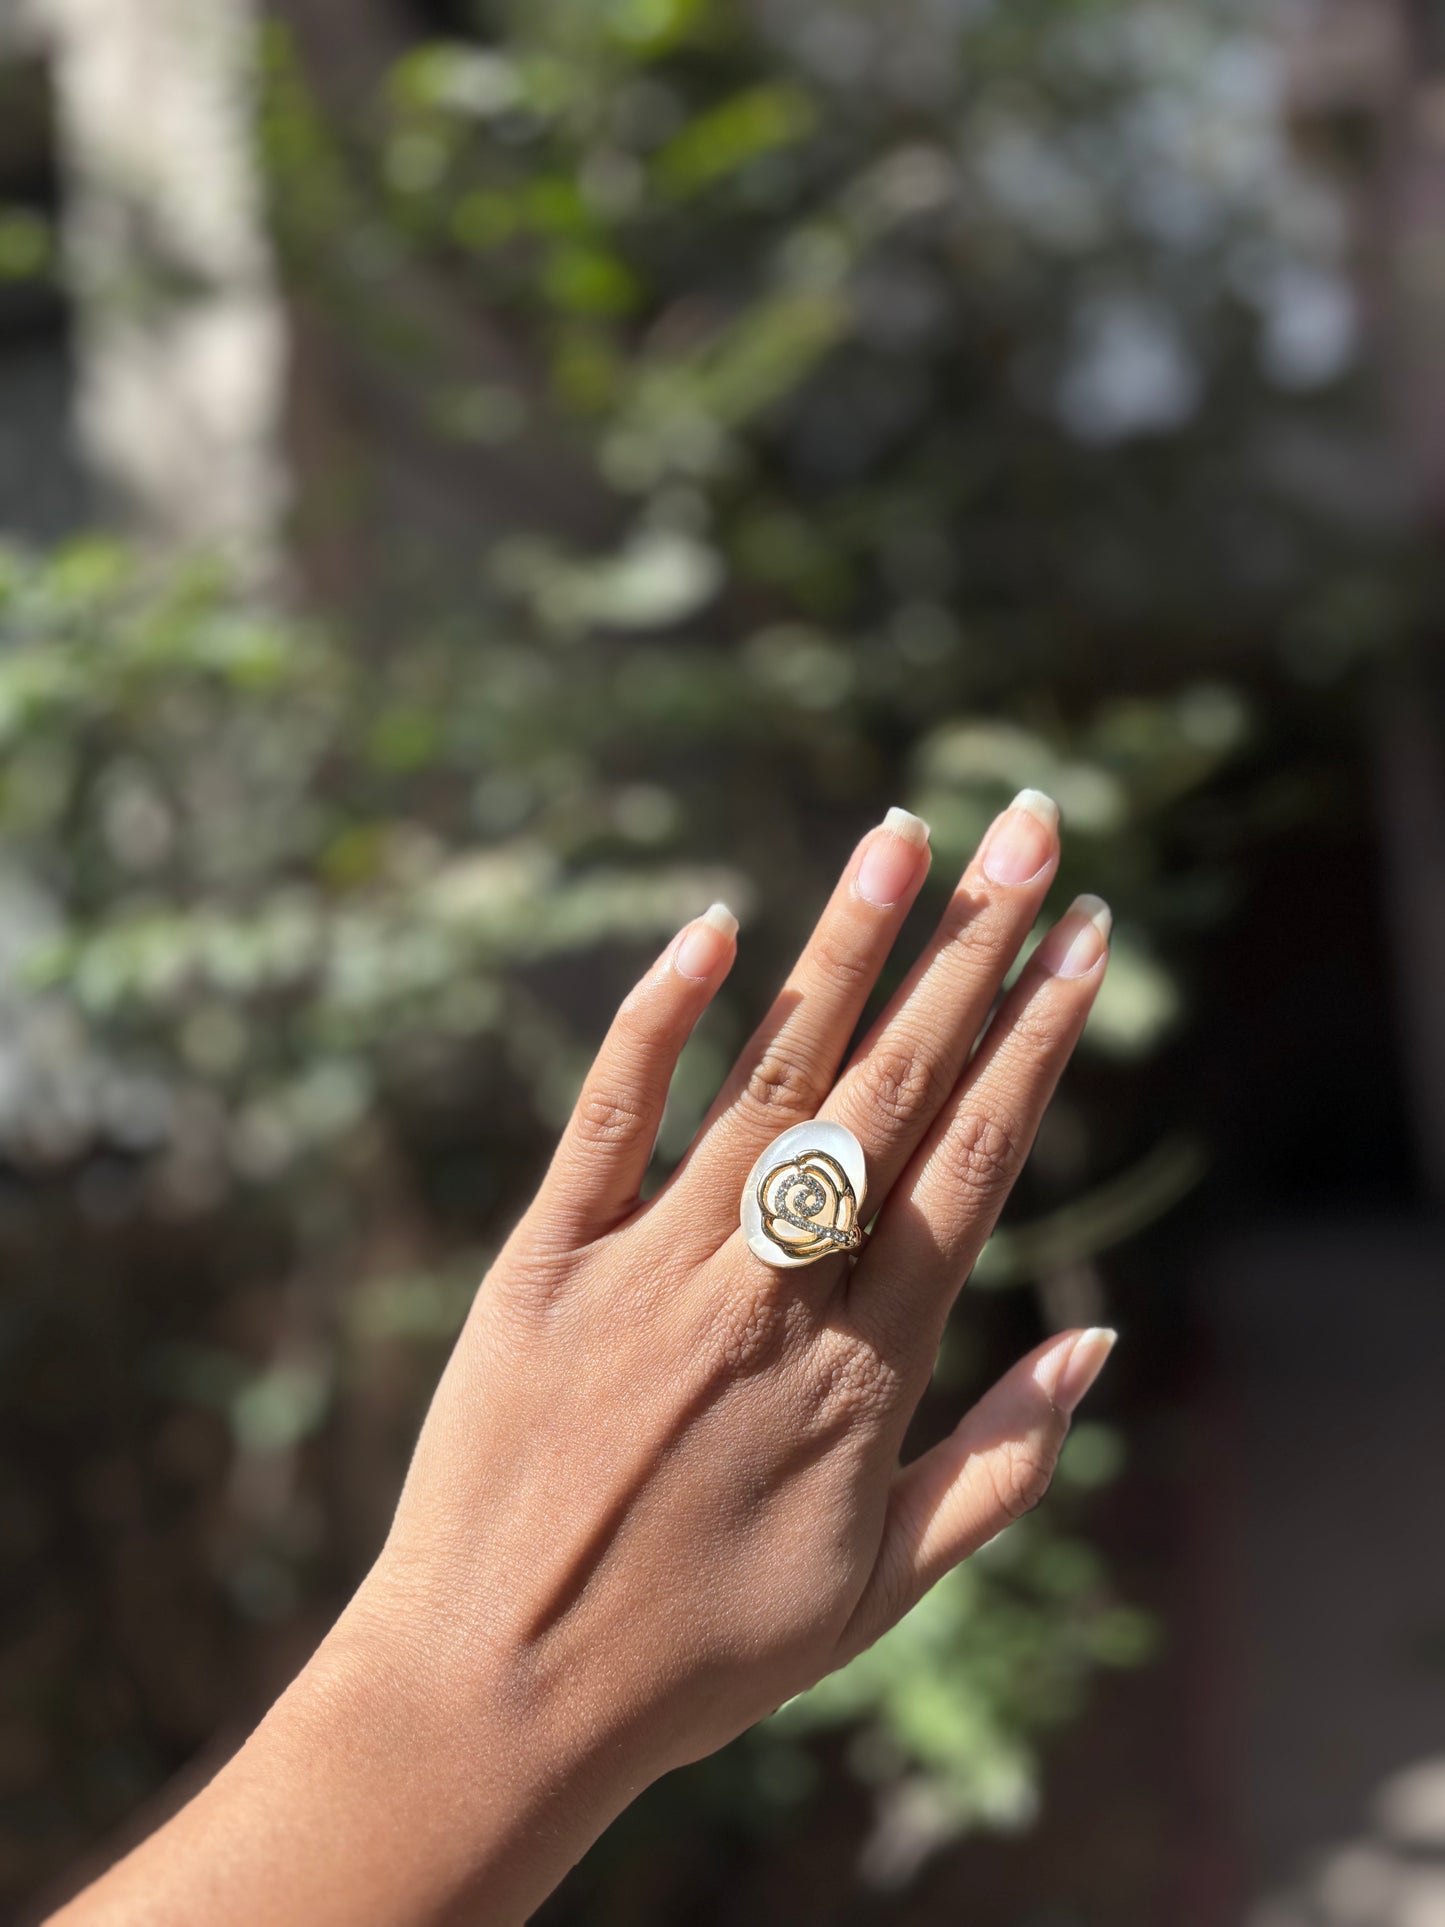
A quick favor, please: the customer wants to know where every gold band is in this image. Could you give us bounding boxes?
[756,1149,862,1263]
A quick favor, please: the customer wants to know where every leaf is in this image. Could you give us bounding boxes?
[654,84,818,199]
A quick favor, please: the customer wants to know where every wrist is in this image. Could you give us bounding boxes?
[65,1569,648,1927]
[266,1566,647,1924]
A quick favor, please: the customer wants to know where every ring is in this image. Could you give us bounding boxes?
[741,1121,868,1269]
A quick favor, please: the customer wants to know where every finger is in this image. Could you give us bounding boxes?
[838,1327,1117,1661]
[815,789,1060,1208]
[537,903,739,1243]
[856,894,1111,1350]
[674,809,932,1238]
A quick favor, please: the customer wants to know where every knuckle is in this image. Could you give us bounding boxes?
[485,1237,580,1320]
[741,1049,826,1125]
[935,1106,1023,1201]
[701,1276,797,1382]
[572,1085,652,1154]
[988,1435,1059,1523]
[853,1042,953,1135]
[1006,994,1065,1057]
[719,1290,778,1373]
[810,927,877,991]
[938,896,1014,968]
[804,1332,901,1433]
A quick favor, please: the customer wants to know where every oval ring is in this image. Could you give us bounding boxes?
[740,1121,868,1269]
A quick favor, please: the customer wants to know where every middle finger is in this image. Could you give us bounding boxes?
[813,789,1060,1209]
[676,806,933,1239]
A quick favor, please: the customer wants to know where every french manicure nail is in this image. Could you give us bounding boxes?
[982,789,1059,887]
[676,902,738,980]
[1051,1327,1118,1414]
[856,807,931,908]
[1036,893,1112,979]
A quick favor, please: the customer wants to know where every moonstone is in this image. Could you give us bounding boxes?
[740,1119,868,1268]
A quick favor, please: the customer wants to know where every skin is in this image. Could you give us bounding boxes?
[53,794,1116,1927]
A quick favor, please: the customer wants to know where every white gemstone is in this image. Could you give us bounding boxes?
[740,1120,868,1268]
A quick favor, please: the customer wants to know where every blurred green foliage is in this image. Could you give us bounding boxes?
[0,207,52,283]
[773,1425,1155,1825]
[0,538,733,1171]
[0,0,1417,1907]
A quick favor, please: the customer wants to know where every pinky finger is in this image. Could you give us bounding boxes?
[536,904,739,1244]
[837,1328,1117,1661]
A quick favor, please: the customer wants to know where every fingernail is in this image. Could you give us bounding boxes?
[1035,893,1112,980]
[676,902,738,980]
[1038,1327,1118,1414]
[856,807,931,908]
[982,789,1059,887]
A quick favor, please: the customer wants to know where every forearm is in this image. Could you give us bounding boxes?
[50,1584,644,1927]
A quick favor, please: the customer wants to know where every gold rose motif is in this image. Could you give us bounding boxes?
[756,1150,862,1261]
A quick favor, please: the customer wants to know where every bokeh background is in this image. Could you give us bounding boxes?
[2,1,1444,1921]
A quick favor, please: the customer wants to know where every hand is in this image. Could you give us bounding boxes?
[57,794,1116,1927]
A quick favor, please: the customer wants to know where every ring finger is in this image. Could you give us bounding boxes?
[853,892,1112,1356]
